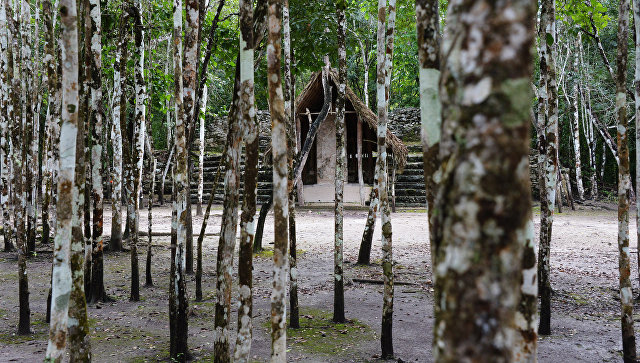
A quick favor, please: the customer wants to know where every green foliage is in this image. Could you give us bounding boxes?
[558,0,610,33]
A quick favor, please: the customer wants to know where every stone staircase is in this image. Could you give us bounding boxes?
[153,140,427,208]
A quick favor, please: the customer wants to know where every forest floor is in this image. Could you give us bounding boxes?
[0,201,634,362]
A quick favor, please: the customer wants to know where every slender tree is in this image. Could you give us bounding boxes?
[146,156,156,286]
[41,0,61,248]
[183,0,199,274]
[633,0,640,306]
[197,85,207,216]
[282,0,300,330]
[537,0,559,336]
[267,0,289,360]
[129,2,147,302]
[570,36,584,201]
[21,0,35,255]
[171,0,189,357]
[11,0,31,336]
[432,0,536,360]
[234,0,257,359]
[618,0,636,361]
[110,10,127,252]
[45,0,79,357]
[416,0,440,265]
[377,0,396,357]
[0,0,12,252]
[88,0,106,306]
[333,0,347,324]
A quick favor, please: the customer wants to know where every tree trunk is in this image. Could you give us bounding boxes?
[21,0,35,255]
[146,157,156,287]
[171,0,189,357]
[0,0,13,252]
[41,0,60,248]
[571,35,584,201]
[110,12,127,252]
[234,1,257,358]
[378,0,396,357]
[9,0,30,335]
[432,0,536,360]
[183,0,199,275]
[129,3,146,303]
[88,0,105,306]
[267,0,288,360]
[537,0,559,337]
[45,0,79,356]
[282,0,300,330]
[333,0,347,324]
[618,0,637,361]
[415,0,440,269]
[197,85,207,216]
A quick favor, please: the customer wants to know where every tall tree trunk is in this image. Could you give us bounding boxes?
[45,0,79,356]
[7,0,29,335]
[42,0,60,248]
[214,46,243,363]
[110,12,127,252]
[196,85,207,216]
[571,35,584,201]
[537,0,559,336]
[21,0,35,255]
[378,0,396,357]
[618,0,637,361]
[432,0,536,360]
[0,0,13,252]
[267,0,289,360]
[171,0,189,357]
[633,0,640,307]
[183,0,199,275]
[88,0,105,306]
[283,0,300,330]
[146,157,156,286]
[334,0,347,324]
[415,0,440,266]
[129,2,147,302]
[234,1,257,359]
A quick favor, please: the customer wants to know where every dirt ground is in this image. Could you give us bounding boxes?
[0,202,635,362]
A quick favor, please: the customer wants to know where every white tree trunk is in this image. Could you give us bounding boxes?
[197,85,207,216]
[46,0,79,357]
[267,0,289,360]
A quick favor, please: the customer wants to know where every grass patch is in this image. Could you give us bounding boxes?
[254,248,305,259]
[263,307,375,356]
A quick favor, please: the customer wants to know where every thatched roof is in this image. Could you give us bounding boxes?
[295,69,408,172]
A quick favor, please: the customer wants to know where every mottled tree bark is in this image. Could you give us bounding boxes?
[570,35,584,201]
[21,0,35,255]
[45,0,79,357]
[171,0,189,357]
[213,72,242,363]
[183,0,199,274]
[432,0,536,360]
[633,0,640,305]
[537,0,559,336]
[333,0,347,325]
[41,0,61,248]
[283,0,300,330]
[267,0,289,360]
[197,85,207,216]
[618,0,636,361]
[129,2,147,302]
[415,0,440,268]
[87,0,105,307]
[110,12,128,252]
[0,0,12,252]
[377,0,396,357]
[146,157,156,287]
[234,1,257,359]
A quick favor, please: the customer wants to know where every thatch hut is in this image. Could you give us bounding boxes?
[294,69,408,204]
